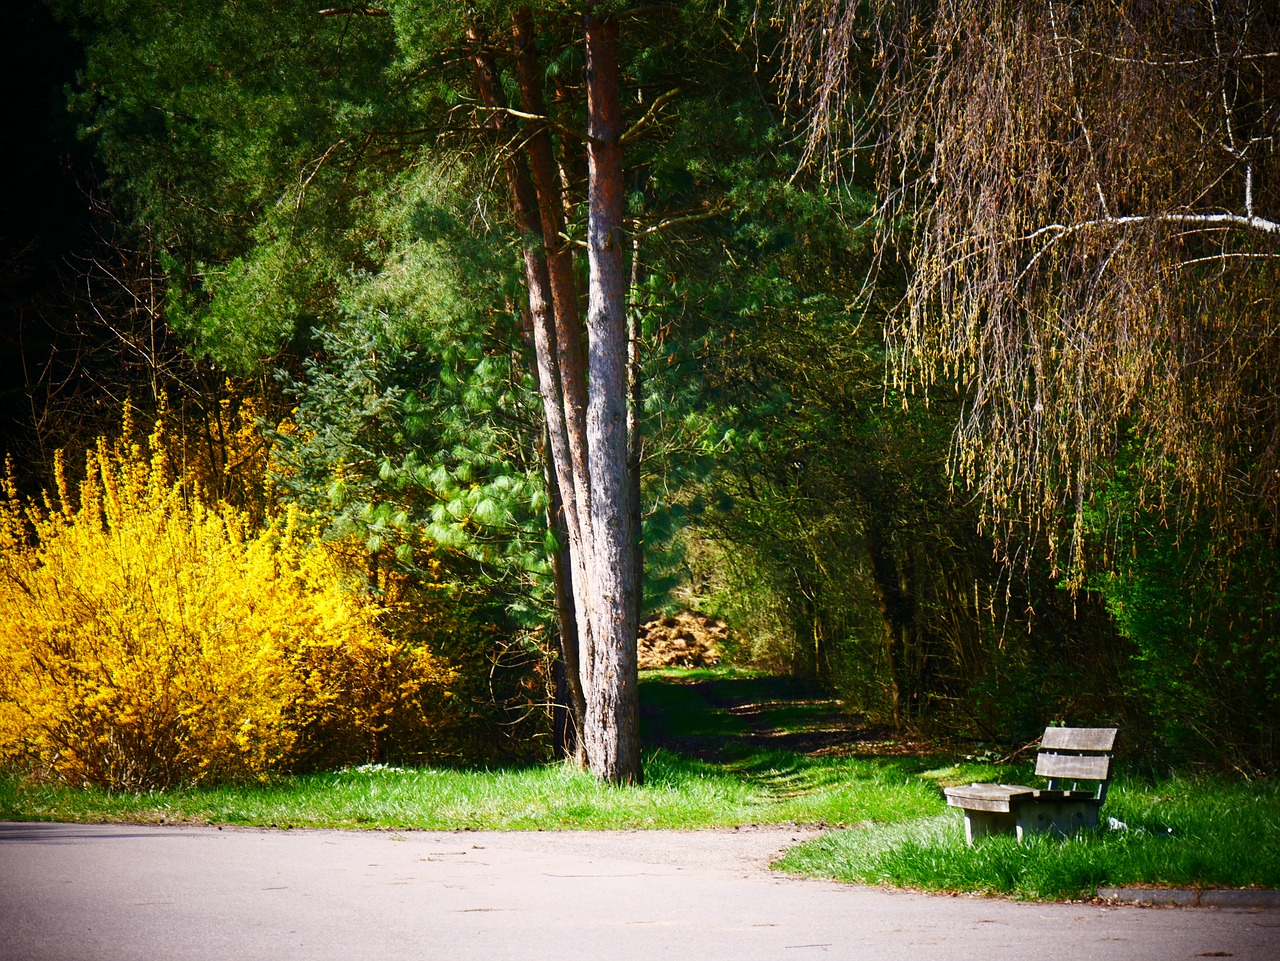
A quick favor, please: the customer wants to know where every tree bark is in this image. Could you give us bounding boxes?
[544,450,586,764]
[627,236,645,638]
[470,29,589,755]
[582,7,641,784]
[470,10,642,783]
[513,8,593,562]
[865,520,913,731]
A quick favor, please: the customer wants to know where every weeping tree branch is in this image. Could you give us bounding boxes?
[776,0,1280,578]
[1023,210,1280,244]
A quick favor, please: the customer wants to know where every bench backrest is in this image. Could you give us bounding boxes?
[1035,727,1119,802]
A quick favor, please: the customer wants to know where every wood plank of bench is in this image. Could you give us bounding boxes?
[943,783,1034,813]
[1035,752,1112,781]
[1039,727,1118,751]
[1018,796,1105,838]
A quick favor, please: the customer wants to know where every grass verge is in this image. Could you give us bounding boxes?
[775,772,1280,900]
[0,749,943,831]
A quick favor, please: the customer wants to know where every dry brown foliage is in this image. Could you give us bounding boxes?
[637,611,726,669]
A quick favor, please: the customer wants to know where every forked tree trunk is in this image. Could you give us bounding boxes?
[469,9,641,783]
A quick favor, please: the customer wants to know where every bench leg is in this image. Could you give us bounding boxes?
[963,809,1018,844]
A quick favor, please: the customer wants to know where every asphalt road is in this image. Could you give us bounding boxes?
[2,821,1278,961]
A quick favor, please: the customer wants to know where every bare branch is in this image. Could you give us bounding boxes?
[462,103,599,145]
[619,88,681,145]
[1177,251,1280,268]
[629,204,725,240]
[1022,210,1280,244]
[317,7,389,17]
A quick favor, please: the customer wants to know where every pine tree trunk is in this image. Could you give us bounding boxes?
[470,29,589,756]
[470,10,641,784]
[627,237,645,642]
[582,7,641,784]
[545,461,586,763]
[513,8,593,559]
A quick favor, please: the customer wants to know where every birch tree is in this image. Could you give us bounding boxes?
[777,0,1280,578]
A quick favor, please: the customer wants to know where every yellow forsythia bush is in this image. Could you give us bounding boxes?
[0,410,455,790]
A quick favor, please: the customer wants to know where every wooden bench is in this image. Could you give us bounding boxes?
[944,727,1118,844]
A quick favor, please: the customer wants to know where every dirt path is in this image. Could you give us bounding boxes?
[641,673,943,761]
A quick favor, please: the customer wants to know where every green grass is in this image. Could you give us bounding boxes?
[0,670,943,829]
[3,666,1277,901]
[775,772,1280,900]
[0,749,942,831]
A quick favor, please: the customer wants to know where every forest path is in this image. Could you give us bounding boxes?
[638,671,945,762]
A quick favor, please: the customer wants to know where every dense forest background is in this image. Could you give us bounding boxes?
[2,0,1276,785]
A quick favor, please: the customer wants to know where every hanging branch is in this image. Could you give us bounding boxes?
[776,0,1280,577]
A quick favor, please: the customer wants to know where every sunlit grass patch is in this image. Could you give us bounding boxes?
[0,747,938,831]
[774,775,1280,899]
